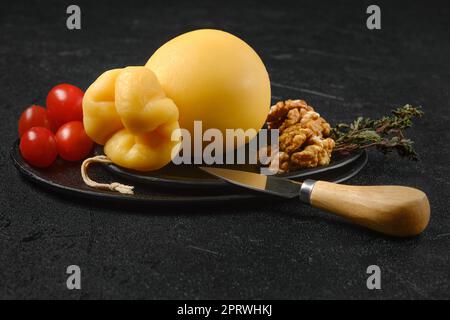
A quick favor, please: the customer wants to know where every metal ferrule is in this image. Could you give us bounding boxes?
[299,179,316,204]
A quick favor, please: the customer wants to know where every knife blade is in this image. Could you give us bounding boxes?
[199,167,430,237]
[200,167,315,202]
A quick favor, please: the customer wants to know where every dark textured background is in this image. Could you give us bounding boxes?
[1,0,449,299]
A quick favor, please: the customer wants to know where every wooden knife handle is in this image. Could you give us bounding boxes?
[302,180,430,237]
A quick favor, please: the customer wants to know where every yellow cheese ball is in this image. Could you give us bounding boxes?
[145,29,271,149]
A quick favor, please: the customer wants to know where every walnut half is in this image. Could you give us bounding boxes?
[263,99,335,173]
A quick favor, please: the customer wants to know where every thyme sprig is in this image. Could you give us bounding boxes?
[331,105,424,160]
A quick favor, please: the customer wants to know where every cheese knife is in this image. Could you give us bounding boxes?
[200,167,430,237]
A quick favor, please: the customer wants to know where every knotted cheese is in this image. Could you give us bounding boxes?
[83,67,180,171]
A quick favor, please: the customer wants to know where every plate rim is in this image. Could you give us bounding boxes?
[11,140,368,204]
[95,145,365,188]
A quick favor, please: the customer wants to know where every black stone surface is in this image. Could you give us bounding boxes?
[1,0,449,299]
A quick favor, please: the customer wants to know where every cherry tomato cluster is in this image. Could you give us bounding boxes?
[18,84,93,168]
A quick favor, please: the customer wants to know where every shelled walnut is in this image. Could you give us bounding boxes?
[263,99,335,173]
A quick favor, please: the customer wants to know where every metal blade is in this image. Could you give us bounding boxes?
[200,167,302,199]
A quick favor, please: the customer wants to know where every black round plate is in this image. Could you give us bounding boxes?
[95,145,366,189]
[11,141,367,204]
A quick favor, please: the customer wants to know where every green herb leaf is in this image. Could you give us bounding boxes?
[332,105,423,160]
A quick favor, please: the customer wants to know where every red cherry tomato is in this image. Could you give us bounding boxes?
[20,127,58,167]
[18,105,54,137]
[46,84,84,129]
[55,121,93,161]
